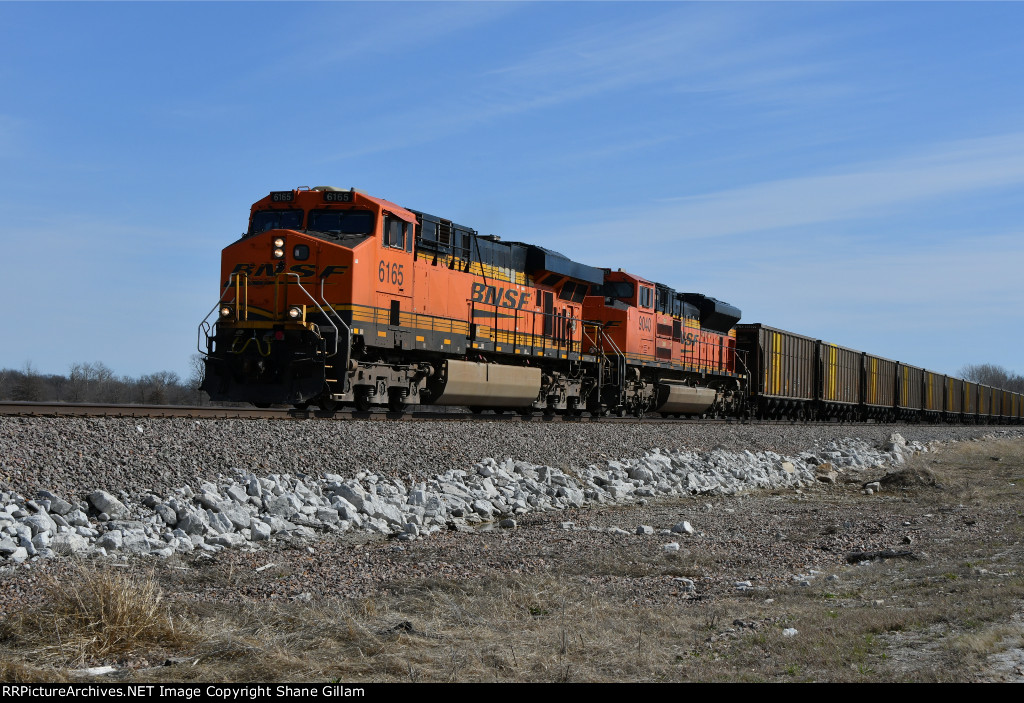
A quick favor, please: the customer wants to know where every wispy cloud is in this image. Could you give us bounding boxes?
[555,131,1024,245]
[324,6,850,160]
[261,3,521,78]
[489,8,844,107]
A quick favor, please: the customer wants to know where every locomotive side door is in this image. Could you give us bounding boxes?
[637,283,655,358]
[376,211,414,339]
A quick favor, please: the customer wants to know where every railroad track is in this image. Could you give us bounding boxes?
[0,401,656,422]
[0,401,992,427]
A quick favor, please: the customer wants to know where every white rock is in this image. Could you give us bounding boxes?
[206,510,233,535]
[96,531,123,551]
[208,533,246,548]
[23,513,57,537]
[88,490,128,519]
[251,521,272,541]
[670,521,694,535]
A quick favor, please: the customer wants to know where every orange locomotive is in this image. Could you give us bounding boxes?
[199,186,743,416]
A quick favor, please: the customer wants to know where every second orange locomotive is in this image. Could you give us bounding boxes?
[199,186,744,416]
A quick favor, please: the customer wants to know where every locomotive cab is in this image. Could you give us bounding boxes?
[583,269,741,417]
[200,187,417,407]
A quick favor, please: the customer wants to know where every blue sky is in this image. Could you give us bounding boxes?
[2,1,1023,380]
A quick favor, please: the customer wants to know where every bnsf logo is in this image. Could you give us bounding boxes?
[471,282,532,309]
[230,263,348,279]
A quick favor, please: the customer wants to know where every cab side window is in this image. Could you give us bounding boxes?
[639,286,653,309]
[383,214,407,250]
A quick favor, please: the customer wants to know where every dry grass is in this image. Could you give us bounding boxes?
[113,563,1021,683]
[0,563,194,672]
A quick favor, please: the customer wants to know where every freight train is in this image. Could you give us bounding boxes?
[198,186,1021,424]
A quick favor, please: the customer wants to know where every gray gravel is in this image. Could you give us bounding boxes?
[0,416,1018,500]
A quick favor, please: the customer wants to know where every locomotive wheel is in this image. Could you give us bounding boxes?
[388,392,407,414]
[318,396,338,413]
[354,390,373,412]
[293,401,310,411]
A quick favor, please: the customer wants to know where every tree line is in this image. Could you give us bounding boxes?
[0,356,208,405]
[957,364,1024,393]
[1,358,1021,406]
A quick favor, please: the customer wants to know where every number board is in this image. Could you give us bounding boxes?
[322,191,354,203]
[269,191,295,202]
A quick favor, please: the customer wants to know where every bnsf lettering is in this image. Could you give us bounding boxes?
[681,332,699,346]
[230,263,347,279]
[471,282,532,309]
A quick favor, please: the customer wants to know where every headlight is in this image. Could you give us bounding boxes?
[273,248,285,259]
[273,237,285,248]
[220,306,233,318]
[288,306,302,320]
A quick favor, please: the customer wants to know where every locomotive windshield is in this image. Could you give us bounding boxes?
[249,209,303,235]
[592,281,635,301]
[308,209,375,236]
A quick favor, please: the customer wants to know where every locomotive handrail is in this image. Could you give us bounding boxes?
[605,331,627,406]
[583,322,627,407]
[318,277,353,394]
[274,272,341,359]
[196,278,237,356]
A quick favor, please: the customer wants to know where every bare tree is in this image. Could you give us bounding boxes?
[12,361,43,402]
[48,372,68,401]
[0,367,11,399]
[69,361,117,402]
[958,364,1024,393]
[188,353,207,405]
[137,370,181,405]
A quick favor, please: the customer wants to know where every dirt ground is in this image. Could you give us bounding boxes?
[2,435,1023,682]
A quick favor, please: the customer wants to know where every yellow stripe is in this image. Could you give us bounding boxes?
[829,345,836,400]
[415,251,528,285]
